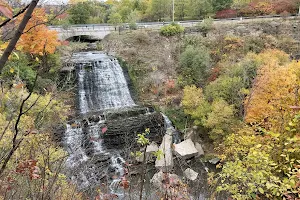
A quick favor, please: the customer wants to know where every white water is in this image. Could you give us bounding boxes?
[63,52,186,199]
[63,52,134,195]
[75,52,136,114]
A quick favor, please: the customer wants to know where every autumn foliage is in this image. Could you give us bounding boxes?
[215,9,237,18]
[244,49,300,130]
[16,8,60,55]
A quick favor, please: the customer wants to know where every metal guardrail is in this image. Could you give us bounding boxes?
[48,14,300,31]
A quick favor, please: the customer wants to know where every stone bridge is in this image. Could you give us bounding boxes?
[48,25,116,41]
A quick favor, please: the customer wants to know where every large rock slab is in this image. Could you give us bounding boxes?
[155,134,173,172]
[174,139,198,159]
[194,142,204,157]
[184,168,198,181]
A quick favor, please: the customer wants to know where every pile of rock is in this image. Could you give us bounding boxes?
[152,128,205,182]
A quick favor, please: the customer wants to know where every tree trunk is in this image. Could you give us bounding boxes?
[0,0,39,73]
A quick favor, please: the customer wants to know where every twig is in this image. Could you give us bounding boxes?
[0,120,11,142]
[0,74,38,176]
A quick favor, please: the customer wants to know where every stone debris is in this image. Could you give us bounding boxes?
[184,168,198,181]
[151,171,180,189]
[145,142,159,162]
[146,142,159,153]
[194,142,205,157]
[155,134,174,171]
[173,139,198,159]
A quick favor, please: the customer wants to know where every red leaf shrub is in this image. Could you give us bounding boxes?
[216,9,238,18]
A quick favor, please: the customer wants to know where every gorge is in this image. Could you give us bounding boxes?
[62,51,167,197]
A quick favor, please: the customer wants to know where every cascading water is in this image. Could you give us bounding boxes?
[63,52,138,197]
[60,51,222,200]
[62,51,186,199]
[74,52,136,114]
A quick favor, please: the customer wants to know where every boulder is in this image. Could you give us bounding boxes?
[146,142,159,153]
[184,168,198,181]
[173,139,198,159]
[194,142,204,157]
[135,152,144,163]
[145,142,159,162]
[150,171,180,189]
[155,134,173,172]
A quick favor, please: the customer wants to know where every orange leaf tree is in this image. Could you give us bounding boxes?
[245,49,300,130]
[16,8,60,55]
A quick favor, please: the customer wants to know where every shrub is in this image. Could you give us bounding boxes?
[160,23,184,37]
[129,22,138,30]
[196,18,214,36]
[215,9,237,18]
[178,45,210,87]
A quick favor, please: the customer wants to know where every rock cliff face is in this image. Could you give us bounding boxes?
[60,52,164,194]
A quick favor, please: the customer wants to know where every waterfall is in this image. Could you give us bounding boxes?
[63,52,137,196]
[74,52,136,114]
[63,51,167,199]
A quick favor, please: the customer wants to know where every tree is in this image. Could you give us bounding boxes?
[175,0,189,20]
[0,83,82,199]
[108,12,123,27]
[178,45,210,87]
[205,76,244,108]
[196,17,214,36]
[127,10,140,29]
[203,99,237,140]
[245,51,300,130]
[150,0,172,21]
[68,1,92,24]
[212,0,233,11]
[0,0,39,73]
[182,85,237,140]
[182,85,211,125]
[187,0,213,19]
[211,115,300,199]
[16,8,60,55]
